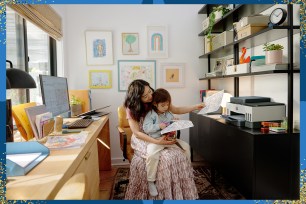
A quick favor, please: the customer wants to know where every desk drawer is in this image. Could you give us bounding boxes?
[74,140,100,199]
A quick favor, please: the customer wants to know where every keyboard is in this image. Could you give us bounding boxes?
[67,119,94,129]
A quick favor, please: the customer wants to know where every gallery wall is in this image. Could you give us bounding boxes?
[52,4,207,164]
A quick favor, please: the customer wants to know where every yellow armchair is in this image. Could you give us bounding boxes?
[117,106,134,162]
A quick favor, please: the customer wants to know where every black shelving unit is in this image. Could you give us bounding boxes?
[192,4,300,200]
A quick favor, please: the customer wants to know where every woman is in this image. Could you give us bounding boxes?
[124,79,203,200]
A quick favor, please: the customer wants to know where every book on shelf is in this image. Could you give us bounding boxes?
[25,105,48,139]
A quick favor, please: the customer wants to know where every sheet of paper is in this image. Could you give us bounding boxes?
[161,120,194,135]
[44,131,88,149]
[198,90,224,115]
[7,152,42,168]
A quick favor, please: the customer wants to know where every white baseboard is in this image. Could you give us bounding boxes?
[111,157,130,166]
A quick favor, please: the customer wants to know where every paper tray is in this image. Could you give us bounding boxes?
[6,141,49,176]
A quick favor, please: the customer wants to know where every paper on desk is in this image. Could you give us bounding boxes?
[161,120,194,135]
[44,131,88,149]
[7,152,42,168]
[198,90,224,115]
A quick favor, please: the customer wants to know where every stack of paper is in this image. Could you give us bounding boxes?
[44,131,88,149]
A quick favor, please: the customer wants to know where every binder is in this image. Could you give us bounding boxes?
[6,141,50,176]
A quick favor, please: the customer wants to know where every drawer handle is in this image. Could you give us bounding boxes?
[85,151,91,160]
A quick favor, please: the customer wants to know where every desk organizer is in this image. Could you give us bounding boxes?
[6,141,49,176]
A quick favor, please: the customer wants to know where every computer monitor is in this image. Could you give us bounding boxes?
[39,75,70,117]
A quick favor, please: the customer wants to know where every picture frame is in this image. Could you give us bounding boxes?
[160,63,185,88]
[122,33,139,55]
[213,58,225,72]
[85,30,113,65]
[226,58,234,67]
[118,60,156,92]
[147,26,168,58]
[89,70,112,89]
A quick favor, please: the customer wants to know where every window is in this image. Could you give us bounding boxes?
[6,6,57,106]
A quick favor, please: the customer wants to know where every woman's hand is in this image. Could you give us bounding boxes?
[195,103,205,110]
[155,135,177,145]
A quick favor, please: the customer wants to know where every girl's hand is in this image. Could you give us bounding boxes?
[156,136,176,145]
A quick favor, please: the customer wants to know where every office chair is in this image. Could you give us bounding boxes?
[54,173,89,200]
[115,106,181,191]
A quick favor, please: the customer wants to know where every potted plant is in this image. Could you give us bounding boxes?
[206,6,231,39]
[70,95,83,116]
[263,43,284,64]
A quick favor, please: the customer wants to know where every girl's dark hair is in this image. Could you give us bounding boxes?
[152,88,171,112]
[124,79,154,122]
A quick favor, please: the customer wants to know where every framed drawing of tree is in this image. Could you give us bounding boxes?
[85,30,113,65]
[122,33,139,55]
[147,26,168,58]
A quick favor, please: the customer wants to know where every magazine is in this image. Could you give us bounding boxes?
[44,131,88,150]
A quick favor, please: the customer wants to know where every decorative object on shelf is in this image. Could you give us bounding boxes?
[118,60,156,91]
[147,26,168,58]
[89,70,112,89]
[263,43,284,64]
[122,33,139,55]
[206,6,231,39]
[70,95,83,117]
[269,8,287,26]
[226,58,234,67]
[239,47,251,64]
[85,30,113,65]
[213,58,226,73]
[160,63,185,88]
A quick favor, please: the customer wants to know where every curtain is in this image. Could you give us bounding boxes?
[8,4,62,40]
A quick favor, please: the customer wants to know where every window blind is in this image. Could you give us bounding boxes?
[8,4,63,40]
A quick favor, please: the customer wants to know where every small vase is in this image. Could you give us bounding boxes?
[265,50,283,64]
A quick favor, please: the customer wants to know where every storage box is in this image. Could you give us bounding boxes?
[6,141,50,176]
[237,24,267,40]
[211,31,234,50]
[237,15,270,30]
[225,63,250,75]
[202,17,210,31]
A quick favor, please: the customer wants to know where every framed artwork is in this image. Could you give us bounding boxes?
[85,31,113,65]
[118,60,156,92]
[160,63,185,88]
[122,33,139,55]
[89,70,112,89]
[147,26,168,58]
[213,58,226,72]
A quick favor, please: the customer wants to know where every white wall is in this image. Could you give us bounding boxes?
[52,4,300,165]
[52,4,207,164]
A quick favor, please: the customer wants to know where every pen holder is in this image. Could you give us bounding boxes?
[54,116,63,133]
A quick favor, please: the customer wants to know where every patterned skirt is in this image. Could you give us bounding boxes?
[124,135,199,200]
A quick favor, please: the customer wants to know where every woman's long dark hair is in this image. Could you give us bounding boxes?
[124,79,154,122]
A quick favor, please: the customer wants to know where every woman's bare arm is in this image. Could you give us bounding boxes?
[170,103,204,114]
[128,117,176,145]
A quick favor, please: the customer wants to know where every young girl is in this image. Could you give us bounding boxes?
[143,88,191,196]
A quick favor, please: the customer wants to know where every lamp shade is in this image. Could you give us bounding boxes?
[6,77,11,89]
[6,68,36,89]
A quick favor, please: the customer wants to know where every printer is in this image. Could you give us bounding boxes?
[225,96,286,128]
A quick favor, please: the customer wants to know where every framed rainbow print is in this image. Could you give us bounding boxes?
[147,26,168,58]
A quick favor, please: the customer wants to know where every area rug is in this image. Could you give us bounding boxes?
[111,166,245,200]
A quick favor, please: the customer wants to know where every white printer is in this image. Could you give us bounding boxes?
[225,96,286,128]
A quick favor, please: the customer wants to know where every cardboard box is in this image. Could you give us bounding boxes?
[237,24,267,40]
[237,15,270,30]
[211,31,234,50]
[202,17,210,31]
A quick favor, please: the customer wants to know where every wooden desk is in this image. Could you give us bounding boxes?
[6,116,111,200]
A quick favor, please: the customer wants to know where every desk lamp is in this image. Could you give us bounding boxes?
[6,60,37,142]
